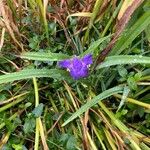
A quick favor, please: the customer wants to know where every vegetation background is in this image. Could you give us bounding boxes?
[0,0,150,149]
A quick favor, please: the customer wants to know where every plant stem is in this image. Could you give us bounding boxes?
[36,0,49,44]
[99,102,141,150]
[33,77,40,150]
[0,96,25,113]
[114,94,150,109]
[83,0,103,44]
[101,1,123,37]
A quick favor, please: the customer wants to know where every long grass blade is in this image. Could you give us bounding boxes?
[97,55,150,69]
[20,52,70,61]
[62,86,123,126]
[110,10,150,55]
[0,69,70,84]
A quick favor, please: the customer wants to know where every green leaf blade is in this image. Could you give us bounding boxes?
[32,103,44,117]
[0,69,70,84]
[110,10,150,55]
[97,55,150,69]
[20,52,70,61]
[81,35,112,56]
[62,86,123,126]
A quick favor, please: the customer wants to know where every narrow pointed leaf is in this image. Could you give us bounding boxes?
[97,55,150,69]
[62,86,123,126]
[81,35,112,56]
[20,52,70,61]
[110,10,150,55]
[0,69,70,84]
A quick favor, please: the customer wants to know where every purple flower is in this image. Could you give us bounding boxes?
[59,54,93,80]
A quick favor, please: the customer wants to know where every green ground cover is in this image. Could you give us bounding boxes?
[0,0,150,149]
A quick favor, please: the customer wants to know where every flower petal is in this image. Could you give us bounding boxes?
[58,54,93,80]
[70,66,88,80]
[58,60,71,69]
[82,54,92,65]
[72,57,83,70]
[70,69,80,80]
[79,67,89,77]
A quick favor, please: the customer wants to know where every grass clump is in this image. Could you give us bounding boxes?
[0,0,150,149]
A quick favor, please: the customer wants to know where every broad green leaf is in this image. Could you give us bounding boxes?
[66,136,77,150]
[134,71,142,81]
[23,117,35,134]
[12,144,27,150]
[145,24,150,42]
[62,86,123,126]
[20,52,70,61]
[59,134,77,150]
[0,69,70,84]
[32,103,44,117]
[127,76,137,90]
[110,10,150,55]
[97,55,150,69]
[117,66,128,78]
